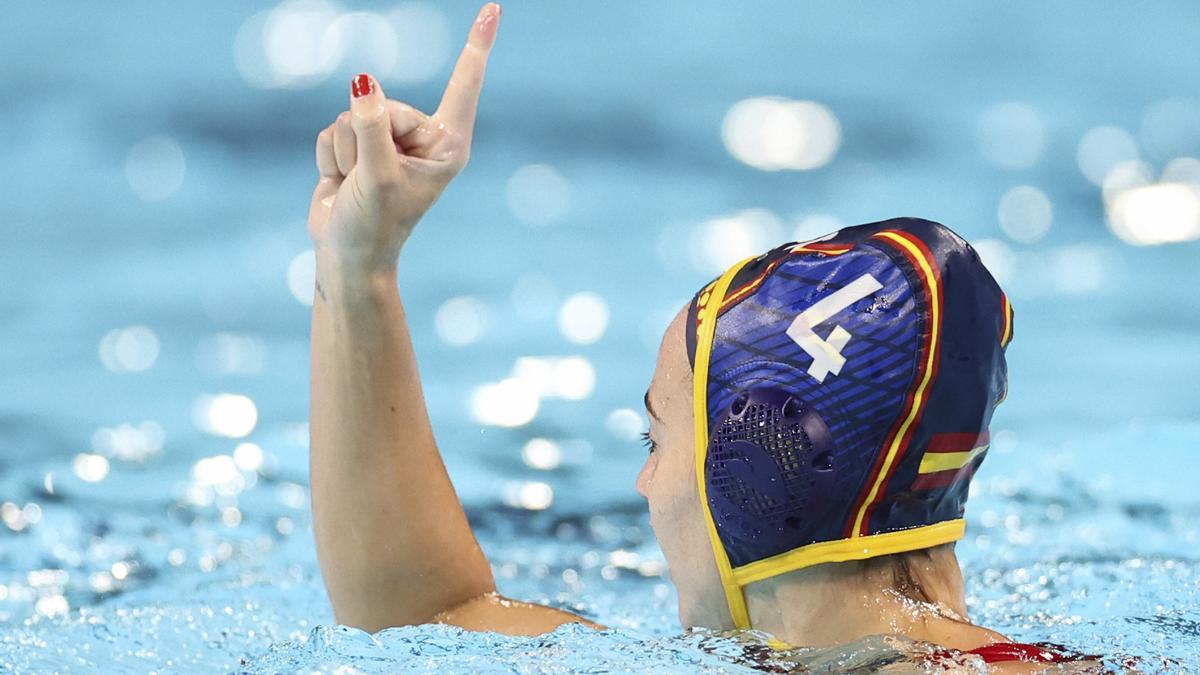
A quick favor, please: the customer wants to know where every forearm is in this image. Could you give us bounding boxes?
[308,251,494,632]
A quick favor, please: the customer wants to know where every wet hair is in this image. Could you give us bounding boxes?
[860,542,956,606]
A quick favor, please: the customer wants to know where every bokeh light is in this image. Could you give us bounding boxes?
[233,442,265,472]
[435,296,489,346]
[221,507,244,528]
[233,11,282,88]
[234,0,452,89]
[605,408,646,442]
[98,326,160,373]
[91,421,164,463]
[195,333,267,376]
[276,482,308,509]
[2,503,26,532]
[383,3,453,84]
[792,213,844,244]
[264,0,342,83]
[2,502,42,533]
[502,481,554,510]
[192,393,259,438]
[690,208,785,274]
[470,378,540,427]
[506,164,571,226]
[521,438,562,470]
[504,355,594,403]
[192,455,243,494]
[1162,156,1200,185]
[997,185,1053,244]
[722,97,841,171]
[34,595,69,618]
[235,0,340,89]
[72,454,110,483]
[551,356,595,401]
[1100,156,1200,246]
[511,356,556,397]
[287,250,317,305]
[1105,181,1200,246]
[1101,160,1154,204]
[321,11,400,80]
[557,292,609,344]
[125,135,186,202]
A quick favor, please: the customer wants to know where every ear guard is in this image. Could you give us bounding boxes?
[705,386,839,567]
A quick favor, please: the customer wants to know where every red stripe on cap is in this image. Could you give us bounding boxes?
[802,242,853,252]
[719,257,787,313]
[927,430,989,453]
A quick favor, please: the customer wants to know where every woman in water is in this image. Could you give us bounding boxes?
[306,3,1102,671]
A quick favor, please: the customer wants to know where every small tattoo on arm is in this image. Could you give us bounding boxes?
[315,279,328,304]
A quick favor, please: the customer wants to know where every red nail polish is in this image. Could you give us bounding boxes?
[351,73,373,98]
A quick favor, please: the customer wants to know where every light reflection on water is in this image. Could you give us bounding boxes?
[2,0,1199,671]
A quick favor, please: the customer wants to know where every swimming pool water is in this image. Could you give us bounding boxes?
[2,0,1199,672]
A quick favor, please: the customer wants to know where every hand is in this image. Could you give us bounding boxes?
[308,2,501,276]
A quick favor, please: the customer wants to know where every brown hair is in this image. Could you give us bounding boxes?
[856,543,955,605]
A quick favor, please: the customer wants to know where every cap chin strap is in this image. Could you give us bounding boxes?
[691,255,758,629]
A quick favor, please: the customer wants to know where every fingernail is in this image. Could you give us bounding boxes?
[351,73,374,99]
[476,3,498,28]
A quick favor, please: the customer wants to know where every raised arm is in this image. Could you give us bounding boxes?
[306,3,600,634]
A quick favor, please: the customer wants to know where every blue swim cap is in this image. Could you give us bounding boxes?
[684,217,1013,628]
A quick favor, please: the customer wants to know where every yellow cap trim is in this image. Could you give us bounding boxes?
[732,519,966,587]
[1000,294,1014,347]
[693,254,759,630]
[790,244,851,255]
[765,637,793,651]
[918,444,989,474]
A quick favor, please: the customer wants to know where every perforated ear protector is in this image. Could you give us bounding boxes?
[704,386,839,566]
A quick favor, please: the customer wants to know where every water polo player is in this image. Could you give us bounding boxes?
[304,4,1102,669]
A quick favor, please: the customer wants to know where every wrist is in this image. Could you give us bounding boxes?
[314,248,398,303]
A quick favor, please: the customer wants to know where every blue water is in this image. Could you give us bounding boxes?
[2,0,1199,672]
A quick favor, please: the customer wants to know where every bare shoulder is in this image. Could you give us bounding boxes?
[430,592,606,635]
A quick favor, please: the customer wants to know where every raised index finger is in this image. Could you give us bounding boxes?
[435,3,501,137]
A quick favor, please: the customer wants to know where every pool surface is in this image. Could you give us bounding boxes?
[2,0,1198,672]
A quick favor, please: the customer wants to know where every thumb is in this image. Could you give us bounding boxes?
[349,73,397,184]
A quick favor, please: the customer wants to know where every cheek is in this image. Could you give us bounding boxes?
[647,451,695,537]
[649,448,722,615]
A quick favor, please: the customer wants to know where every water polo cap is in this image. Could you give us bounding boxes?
[684,217,1014,628]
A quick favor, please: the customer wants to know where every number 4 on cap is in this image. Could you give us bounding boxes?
[785,273,883,383]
